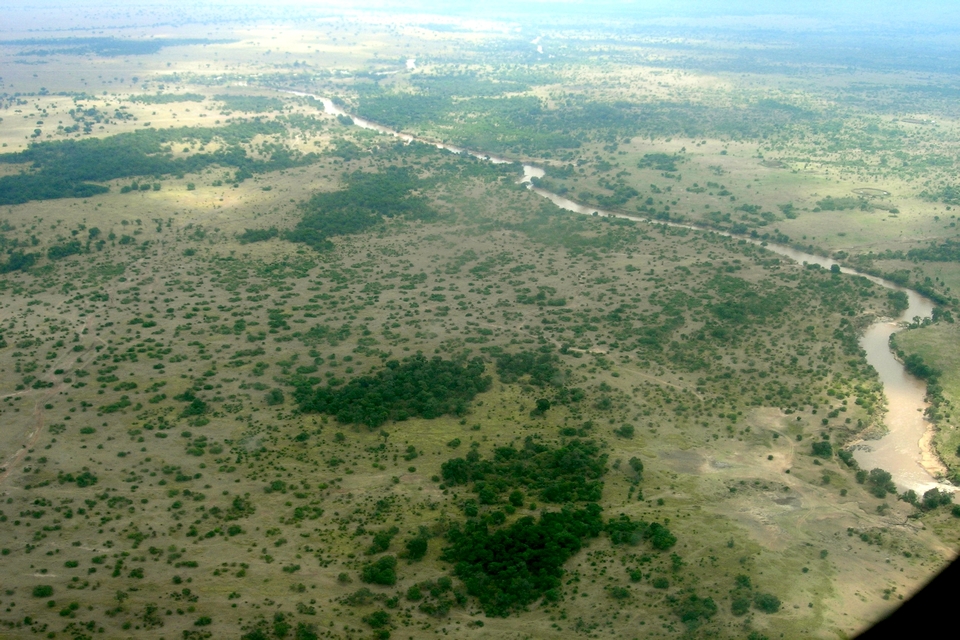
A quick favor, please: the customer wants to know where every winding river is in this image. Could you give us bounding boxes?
[285,89,948,494]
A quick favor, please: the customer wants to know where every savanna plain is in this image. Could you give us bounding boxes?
[0,5,959,640]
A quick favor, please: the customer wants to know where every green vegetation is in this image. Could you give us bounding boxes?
[907,240,960,263]
[0,120,315,204]
[0,12,958,640]
[441,438,607,504]
[215,94,285,113]
[129,93,205,104]
[286,167,438,250]
[442,504,603,616]
[31,585,54,598]
[238,227,280,244]
[605,514,676,550]
[361,556,398,586]
[493,347,563,386]
[295,355,490,427]
[672,593,718,628]
[5,36,226,57]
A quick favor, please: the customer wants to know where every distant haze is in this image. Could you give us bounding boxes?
[3,0,960,27]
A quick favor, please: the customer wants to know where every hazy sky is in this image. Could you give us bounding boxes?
[2,0,959,35]
[5,0,958,20]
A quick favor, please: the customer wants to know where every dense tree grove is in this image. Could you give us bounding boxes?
[128,93,205,104]
[287,167,438,250]
[8,36,224,57]
[907,239,960,262]
[215,94,285,113]
[238,227,280,244]
[441,437,607,504]
[0,121,313,204]
[441,504,604,616]
[294,355,491,427]
[353,72,822,155]
[902,353,941,380]
[0,250,38,273]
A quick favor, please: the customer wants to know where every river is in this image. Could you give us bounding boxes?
[284,89,949,494]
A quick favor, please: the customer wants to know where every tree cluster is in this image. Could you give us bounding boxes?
[0,120,311,205]
[441,504,603,616]
[440,437,607,505]
[493,347,562,386]
[287,167,437,251]
[604,514,676,550]
[294,354,491,428]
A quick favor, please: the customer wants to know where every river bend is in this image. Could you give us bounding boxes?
[284,89,946,493]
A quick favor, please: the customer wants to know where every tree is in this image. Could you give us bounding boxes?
[361,556,397,586]
[405,536,428,561]
[731,597,750,616]
[532,398,551,416]
[811,441,832,458]
[265,388,284,406]
[900,489,919,506]
[922,488,952,511]
[615,424,635,438]
[674,594,717,626]
[753,592,781,613]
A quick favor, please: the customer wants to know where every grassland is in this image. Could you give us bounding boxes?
[0,9,958,640]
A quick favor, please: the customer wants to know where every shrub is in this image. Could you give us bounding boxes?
[366,527,399,555]
[674,594,717,625]
[753,592,781,613]
[363,610,390,629]
[609,586,631,599]
[238,227,279,244]
[32,585,54,598]
[731,597,750,616]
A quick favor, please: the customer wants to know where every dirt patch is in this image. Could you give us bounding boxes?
[852,188,891,197]
[660,449,705,474]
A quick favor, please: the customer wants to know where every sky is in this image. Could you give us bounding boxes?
[4,0,958,19]
[2,0,959,35]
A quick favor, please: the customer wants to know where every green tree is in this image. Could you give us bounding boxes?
[754,592,781,613]
[265,388,285,406]
[361,556,397,586]
[32,585,53,598]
